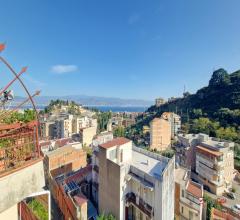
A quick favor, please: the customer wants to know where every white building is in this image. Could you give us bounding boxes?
[72,116,97,134]
[98,137,175,220]
[176,133,234,195]
[92,132,114,205]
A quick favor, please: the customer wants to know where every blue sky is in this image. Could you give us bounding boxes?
[0,0,240,100]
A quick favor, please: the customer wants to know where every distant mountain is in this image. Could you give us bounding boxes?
[13,95,153,107]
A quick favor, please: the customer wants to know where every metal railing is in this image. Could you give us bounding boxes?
[0,121,40,175]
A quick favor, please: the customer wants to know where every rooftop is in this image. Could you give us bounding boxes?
[99,137,131,149]
[186,180,202,198]
[178,133,234,149]
[130,148,169,179]
[45,142,83,157]
[196,145,223,157]
[175,167,189,185]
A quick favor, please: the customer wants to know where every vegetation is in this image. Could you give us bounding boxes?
[0,138,14,149]
[1,109,36,124]
[97,214,116,220]
[82,144,93,159]
[28,198,48,220]
[42,99,81,115]
[203,194,222,220]
[114,126,125,137]
[145,147,175,158]
[130,68,240,164]
[96,111,112,133]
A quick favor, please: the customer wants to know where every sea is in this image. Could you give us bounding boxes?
[17,105,148,113]
[88,106,148,113]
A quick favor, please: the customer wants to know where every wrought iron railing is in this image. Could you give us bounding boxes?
[0,121,40,175]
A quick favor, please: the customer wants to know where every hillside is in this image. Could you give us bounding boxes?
[148,68,240,116]
[129,68,240,145]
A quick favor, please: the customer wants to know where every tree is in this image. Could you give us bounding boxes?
[204,194,222,220]
[97,111,112,132]
[97,214,116,220]
[209,68,230,86]
[114,126,125,137]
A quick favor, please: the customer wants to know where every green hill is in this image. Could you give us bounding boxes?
[129,68,240,144]
[128,68,240,168]
[148,68,240,116]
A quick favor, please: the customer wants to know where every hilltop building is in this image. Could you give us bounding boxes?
[150,117,171,151]
[97,137,175,220]
[155,97,165,107]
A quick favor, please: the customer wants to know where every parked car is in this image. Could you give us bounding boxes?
[234,204,240,210]
[225,192,236,200]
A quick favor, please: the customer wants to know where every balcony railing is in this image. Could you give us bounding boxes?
[125,192,154,218]
[0,121,40,176]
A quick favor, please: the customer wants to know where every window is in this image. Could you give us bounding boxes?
[140,212,143,220]
[182,189,184,198]
[189,211,193,219]
[120,149,123,162]
[109,149,117,160]
[181,206,184,214]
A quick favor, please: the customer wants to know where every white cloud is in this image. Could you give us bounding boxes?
[51,65,78,74]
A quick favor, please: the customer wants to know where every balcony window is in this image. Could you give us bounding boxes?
[217,156,223,162]
[182,189,184,198]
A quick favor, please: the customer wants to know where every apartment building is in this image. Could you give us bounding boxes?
[195,141,234,195]
[161,112,181,138]
[40,137,73,154]
[41,121,55,139]
[72,116,97,134]
[176,133,234,195]
[92,132,114,205]
[80,126,97,146]
[44,142,87,183]
[50,165,94,220]
[98,137,175,220]
[175,167,203,220]
[59,114,74,138]
[150,117,171,151]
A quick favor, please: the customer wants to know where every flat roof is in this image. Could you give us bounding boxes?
[99,137,131,149]
[45,143,81,157]
[196,145,223,157]
[175,167,189,185]
[131,150,167,179]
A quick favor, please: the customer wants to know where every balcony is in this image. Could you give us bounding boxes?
[0,121,45,213]
[125,192,154,218]
[0,121,40,174]
[93,165,99,173]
